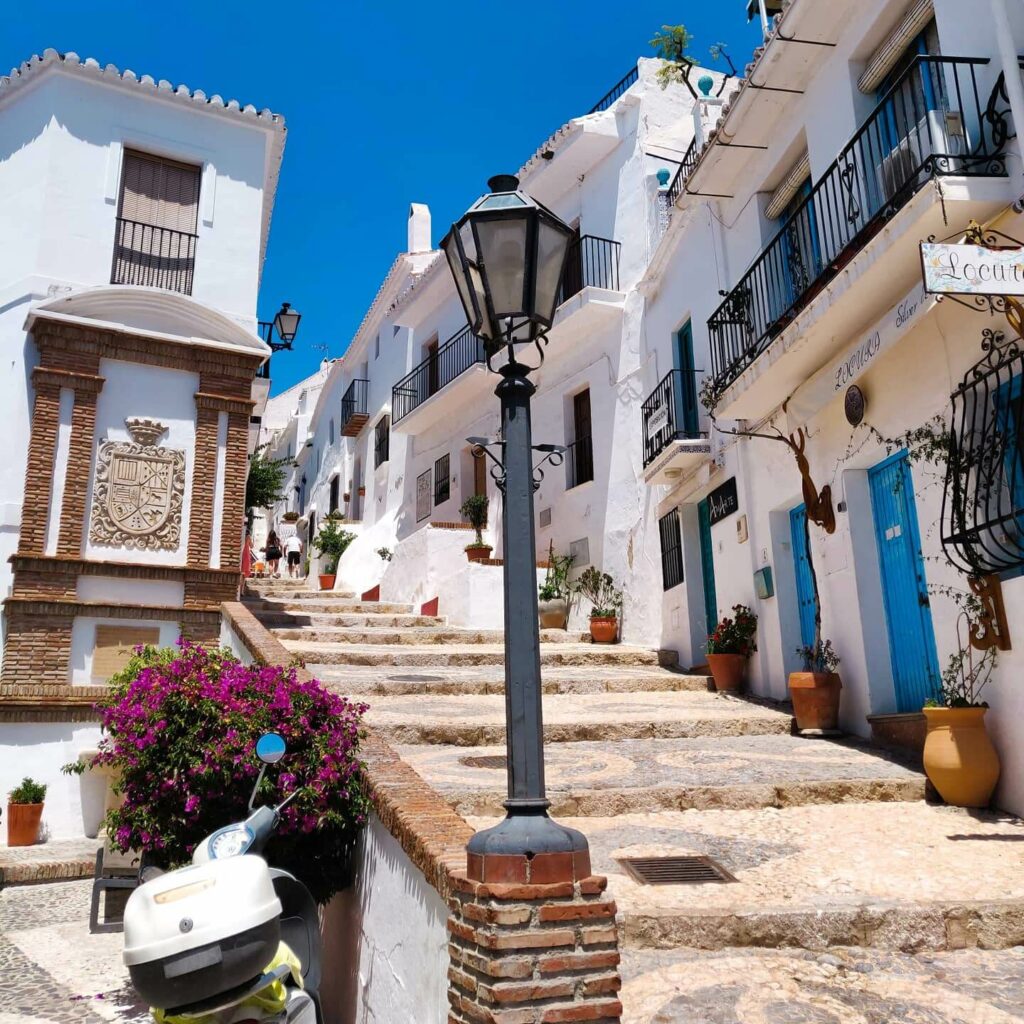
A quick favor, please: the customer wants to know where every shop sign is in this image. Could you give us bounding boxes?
[707,477,739,525]
[920,241,1024,296]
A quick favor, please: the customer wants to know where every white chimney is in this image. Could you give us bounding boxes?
[408,203,431,253]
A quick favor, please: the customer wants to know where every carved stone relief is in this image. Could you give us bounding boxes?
[89,418,185,551]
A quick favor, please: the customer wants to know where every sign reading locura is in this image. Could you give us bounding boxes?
[707,477,739,525]
[920,242,1024,296]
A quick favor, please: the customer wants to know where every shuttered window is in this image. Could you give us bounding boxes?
[112,150,201,294]
[659,508,684,591]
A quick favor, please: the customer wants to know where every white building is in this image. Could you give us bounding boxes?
[0,49,285,836]
[643,0,1024,816]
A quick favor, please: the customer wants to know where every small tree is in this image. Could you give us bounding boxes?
[460,495,489,546]
[245,444,289,531]
[312,518,356,573]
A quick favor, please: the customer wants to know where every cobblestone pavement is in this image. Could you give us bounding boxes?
[620,946,1024,1023]
[0,879,147,1023]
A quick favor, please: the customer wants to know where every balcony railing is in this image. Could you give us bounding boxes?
[565,435,594,489]
[558,235,621,304]
[588,67,639,115]
[708,56,1010,395]
[111,217,198,295]
[666,137,699,207]
[642,369,705,467]
[392,326,487,424]
[341,378,369,433]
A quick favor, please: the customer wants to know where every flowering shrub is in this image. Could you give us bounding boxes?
[92,640,369,904]
[706,604,758,657]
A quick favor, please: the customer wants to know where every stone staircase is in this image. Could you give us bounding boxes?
[242,578,1024,1022]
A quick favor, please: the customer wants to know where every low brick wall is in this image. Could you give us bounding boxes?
[220,602,622,1023]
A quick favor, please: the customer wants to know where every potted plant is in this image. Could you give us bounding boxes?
[460,495,492,562]
[7,777,46,847]
[312,518,356,590]
[922,632,1000,808]
[573,567,623,643]
[706,604,758,692]
[791,639,842,732]
[538,543,574,629]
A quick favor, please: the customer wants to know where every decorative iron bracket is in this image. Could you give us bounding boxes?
[468,437,566,493]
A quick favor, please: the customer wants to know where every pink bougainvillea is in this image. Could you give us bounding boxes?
[93,639,369,903]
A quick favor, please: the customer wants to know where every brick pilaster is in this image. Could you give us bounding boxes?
[447,873,622,1024]
[57,385,101,556]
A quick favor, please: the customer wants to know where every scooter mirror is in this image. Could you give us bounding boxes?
[255,732,287,765]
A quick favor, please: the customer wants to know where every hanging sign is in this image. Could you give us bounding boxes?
[920,241,1024,296]
[707,477,739,525]
[647,402,670,436]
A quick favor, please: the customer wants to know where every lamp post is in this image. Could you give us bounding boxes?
[443,175,590,885]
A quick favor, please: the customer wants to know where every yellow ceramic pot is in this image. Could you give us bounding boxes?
[922,706,1000,808]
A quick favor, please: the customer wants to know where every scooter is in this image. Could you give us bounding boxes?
[122,733,324,1023]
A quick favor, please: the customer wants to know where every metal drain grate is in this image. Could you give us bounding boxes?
[458,755,508,770]
[618,855,736,885]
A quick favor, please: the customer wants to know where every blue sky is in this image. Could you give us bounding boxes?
[4,2,763,391]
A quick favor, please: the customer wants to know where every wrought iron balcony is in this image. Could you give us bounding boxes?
[392,326,487,424]
[558,235,621,304]
[588,66,639,115]
[666,137,699,208]
[565,434,594,489]
[341,378,369,436]
[642,369,706,468]
[111,217,198,295]
[707,56,1010,397]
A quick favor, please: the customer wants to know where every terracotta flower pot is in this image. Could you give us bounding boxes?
[923,706,1000,808]
[707,653,747,692]
[589,616,618,643]
[789,671,842,732]
[318,573,336,591]
[538,597,568,630]
[465,545,492,563]
[7,802,43,847]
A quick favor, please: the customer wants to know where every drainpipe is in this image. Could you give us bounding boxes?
[991,0,1024,192]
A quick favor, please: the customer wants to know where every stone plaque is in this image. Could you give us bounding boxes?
[90,419,185,551]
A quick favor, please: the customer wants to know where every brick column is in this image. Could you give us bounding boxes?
[447,872,622,1023]
[57,378,103,556]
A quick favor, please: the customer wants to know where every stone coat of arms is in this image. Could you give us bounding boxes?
[89,418,186,551]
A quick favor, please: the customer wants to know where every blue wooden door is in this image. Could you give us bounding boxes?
[869,451,940,712]
[698,499,718,637]
[789,504,817,649]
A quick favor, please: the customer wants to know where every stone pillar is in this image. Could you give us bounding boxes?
[447,871,622,1024]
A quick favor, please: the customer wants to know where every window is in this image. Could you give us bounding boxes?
[374,416,390,468]
[112,150,200,294]
[659,508,684,591]
[329,477,340,514]
[434,454,450,505]
[568,389,594,488]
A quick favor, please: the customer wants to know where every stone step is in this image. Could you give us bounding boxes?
[245,588,358,601]
[268,626,585,646]
[254,612,449,630]
[365,691,792,746]
[477,803,1024,953]
[397,734,926,817]
[286,641,678,668]
[245,598,416,614]
[619,946,1024,1023]
[315,665,711,697]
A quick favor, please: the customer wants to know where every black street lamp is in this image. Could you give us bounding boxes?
[443,175,591,885]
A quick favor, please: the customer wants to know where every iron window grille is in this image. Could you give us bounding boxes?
[942,325,1024,576]
[434,454,451,505]
[659,508,685,591]
[374,416,390,469]
[707,56,1011,396]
